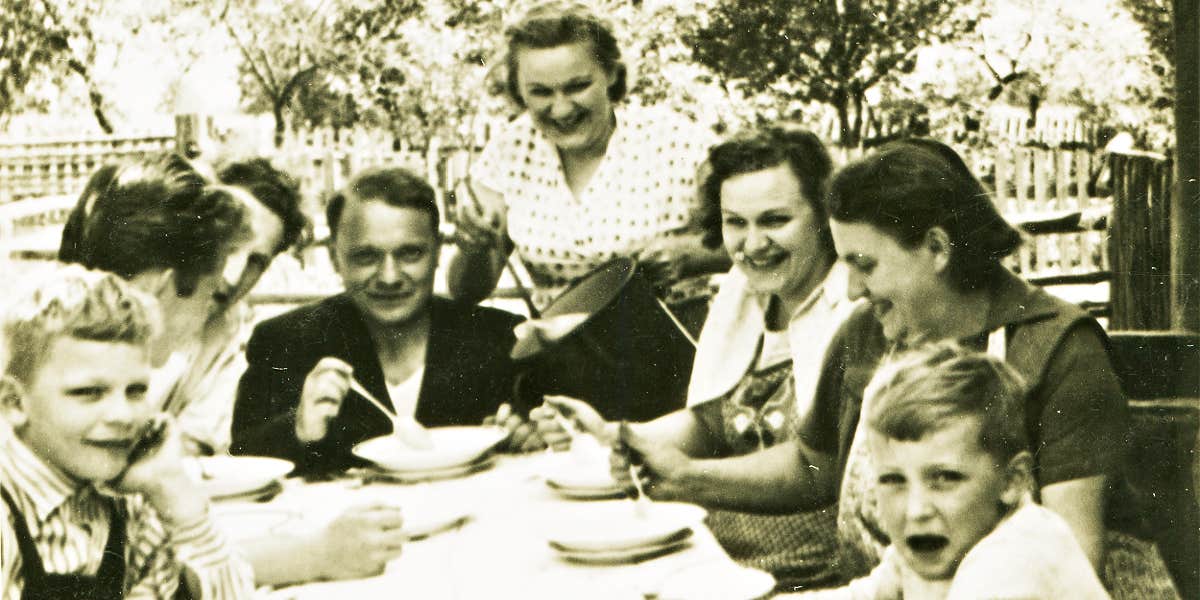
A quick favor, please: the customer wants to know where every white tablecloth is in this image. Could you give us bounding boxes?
[213,453,751,599]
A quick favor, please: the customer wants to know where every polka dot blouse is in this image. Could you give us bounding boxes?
[471,105,717,310]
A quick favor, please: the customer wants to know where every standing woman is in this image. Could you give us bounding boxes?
[821,139,1177,597]
[448,1,726,335]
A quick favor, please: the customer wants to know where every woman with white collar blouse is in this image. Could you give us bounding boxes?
[534,126,859,591]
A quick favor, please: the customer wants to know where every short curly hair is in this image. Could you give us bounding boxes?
[697,125,834,253]
[502,1,627,108]
[217,158,308,254]
[3,264,159,386]
[865,341,1030,462]
[59,153,245,297]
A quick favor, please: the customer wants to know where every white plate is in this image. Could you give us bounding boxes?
[353,426,509,472]
[546,501,707,553]
[545,461,625,499]
[554,537,692,565]
[188,456,294,499]
[546,479,627,500]
[211,480,283,502]
[655,561,776,600]
[402,503,473,540]
[545,462,618,489]
[362,455,497,483]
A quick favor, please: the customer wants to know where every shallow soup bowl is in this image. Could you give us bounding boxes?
[545,500,707,553]
[353,425,510,472]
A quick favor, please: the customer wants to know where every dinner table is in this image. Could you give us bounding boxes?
[208,449,772,600]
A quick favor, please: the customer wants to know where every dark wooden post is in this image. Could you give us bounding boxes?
[1172,0,1199,331]
[1110,151,1175,330]
[174,114,213,159]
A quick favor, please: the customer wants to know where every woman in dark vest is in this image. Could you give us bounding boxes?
[818,139,1177,597]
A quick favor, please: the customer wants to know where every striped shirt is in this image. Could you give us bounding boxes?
[0,428,254,599]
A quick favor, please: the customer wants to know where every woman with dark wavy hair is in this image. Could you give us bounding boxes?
[58,152,246,376]
[534,125,859,590]
[822,139,1177,597]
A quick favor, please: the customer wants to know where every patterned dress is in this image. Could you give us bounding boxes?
[471,105,717,311]
[694,344,842,592]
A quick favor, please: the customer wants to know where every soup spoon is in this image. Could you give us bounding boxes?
[349,377,434,450]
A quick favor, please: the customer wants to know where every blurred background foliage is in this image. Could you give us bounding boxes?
[0,0,1177,151]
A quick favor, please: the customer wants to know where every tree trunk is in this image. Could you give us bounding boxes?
[850,91,864,147]
[66,58,113,134]
[271,67,320,148]
[273,101,286,148]
[89,89,114,134]
[1171,0,1199,332]
[832,90,855,148]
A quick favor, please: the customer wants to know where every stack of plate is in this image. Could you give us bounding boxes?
[547,501,706,565]
[545,464,626,499]
[189,456,294,502]
[352,426,509,482]
[653,560,776,599]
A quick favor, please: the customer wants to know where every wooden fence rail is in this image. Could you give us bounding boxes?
[985,108,1099,148]
[0,123,1128,319]
[986,145,1111,283]
[273,128,479,233]
[0,134,175,203]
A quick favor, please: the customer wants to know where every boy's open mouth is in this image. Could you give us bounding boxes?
[905,534,949,553]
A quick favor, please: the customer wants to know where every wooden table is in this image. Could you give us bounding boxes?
[212,452,753,599]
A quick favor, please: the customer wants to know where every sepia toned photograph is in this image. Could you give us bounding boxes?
[0,0,1196,598]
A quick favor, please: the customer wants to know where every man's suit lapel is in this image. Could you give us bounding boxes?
[414,298,449,425]
[332,295,395,414]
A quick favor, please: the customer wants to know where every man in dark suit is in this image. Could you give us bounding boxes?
[231,167,524,474]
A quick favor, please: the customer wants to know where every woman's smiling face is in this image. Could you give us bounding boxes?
[831,220,945,345]
[514,42,616,154]
[720,164,827,302]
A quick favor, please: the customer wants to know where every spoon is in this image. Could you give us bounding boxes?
[349,377,434,450]
[627,462,651,518]
[618,424,652,517]
[551,408,579,448]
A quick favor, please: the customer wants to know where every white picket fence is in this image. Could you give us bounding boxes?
[0,108,1112,311]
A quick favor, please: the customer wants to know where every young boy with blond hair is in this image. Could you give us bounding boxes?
[0,265,253,599]
[791,342,1109,599]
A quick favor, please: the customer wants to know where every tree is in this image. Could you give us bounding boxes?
[1119,0,1173,109]
[325,0,499,149]
[220,0,493,150]
[892,0,1173,149]
[604,1,747,134]
[219,0,359,147]
[686,0,979,146]
[1,0,115,131]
